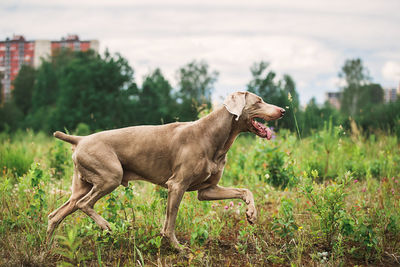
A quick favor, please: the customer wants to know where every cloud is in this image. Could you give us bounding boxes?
[1,0,399,104]
[382,61,400,82]
[102,35,340,104]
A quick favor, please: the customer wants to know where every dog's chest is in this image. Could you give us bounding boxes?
[210,156,227,175]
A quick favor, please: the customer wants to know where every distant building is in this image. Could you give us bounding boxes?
[0,34,99,100]
[326,92,342,110]
[384,84,400,103]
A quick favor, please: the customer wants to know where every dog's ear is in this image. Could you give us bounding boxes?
[223,92,247,121]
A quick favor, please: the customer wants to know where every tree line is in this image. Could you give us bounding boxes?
[0,49,399,137]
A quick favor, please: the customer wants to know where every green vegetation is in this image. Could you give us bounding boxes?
[1,49,399,138]
[1,50,220,133]
[1,48,399,266]
[0,129,399,266]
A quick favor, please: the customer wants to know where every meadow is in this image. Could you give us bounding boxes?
[0,125,399,266]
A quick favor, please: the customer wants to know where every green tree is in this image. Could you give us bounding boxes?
[339,58,372,116]
[30,49,77,111]
[300,99,342,136]
[356,97,399,136]
[52,50,138,131]
[22,49,139,132]
[277,74,300,130]
[0,101,23,131]
[26,51,73,131]
[281,75,299,108]
[139,68,177,125]
[31,61,59,109]
[302,98,322,132]
[0,71,3,104]
[176,60,219,121]
[247,61,280,102]
[12,65,36,115]
[247,61,300,131]
[359,83,384,107]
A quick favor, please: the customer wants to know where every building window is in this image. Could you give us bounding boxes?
[74,42,80,51]
[61,40,67,49]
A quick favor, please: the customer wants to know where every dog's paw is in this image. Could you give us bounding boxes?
[246,204,257,224]
[161,231,187,251]
[242,189,254,205]
[99,220,112,232]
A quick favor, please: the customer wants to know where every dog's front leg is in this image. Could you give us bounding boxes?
[161,180,188,250]
[198,185,257,224]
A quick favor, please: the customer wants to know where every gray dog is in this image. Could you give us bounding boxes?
[47,91,285,249]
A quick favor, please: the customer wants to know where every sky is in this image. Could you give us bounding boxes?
[1,0,400,105]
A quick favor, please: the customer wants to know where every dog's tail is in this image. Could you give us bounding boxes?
[53,131,83,145]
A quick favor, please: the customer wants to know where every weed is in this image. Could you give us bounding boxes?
[26,163,48,221]
[288,92,301,141]
[48,139,72,179]
[74,122,91,136]
[0,130,399,266]
[300,170,352,248]
[259,146,297,189]
[56,226,91,266]
[190,217,209,246]
[272,197,298,240]
[0,139,34,177]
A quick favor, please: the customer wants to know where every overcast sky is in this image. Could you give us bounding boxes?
[1,0,400,104]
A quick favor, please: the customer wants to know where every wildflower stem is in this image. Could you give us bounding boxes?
[290,101,301,141]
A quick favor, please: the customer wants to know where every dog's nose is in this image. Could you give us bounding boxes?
[280,108,286,116]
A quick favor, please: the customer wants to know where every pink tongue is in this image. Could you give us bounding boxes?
[254,121,272,140]
[265,127,272,140]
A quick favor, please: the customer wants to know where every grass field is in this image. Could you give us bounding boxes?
[0,126,399,266]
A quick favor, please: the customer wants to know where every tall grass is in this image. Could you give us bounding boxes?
[0,130,49,178]
[288,92,301,141]
[0,129,399,266]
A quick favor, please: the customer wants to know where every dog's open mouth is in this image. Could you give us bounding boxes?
[251,117,272,140]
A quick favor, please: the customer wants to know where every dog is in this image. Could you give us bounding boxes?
[47,91,285,249]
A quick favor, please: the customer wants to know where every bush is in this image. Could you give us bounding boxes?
[263,147,296,189]
[49,139,72,179]
[272,197,298,240]
[74,122,91,136]
[344,160,366,180]
[0,139,35,177]
[0,130,399,266]
[369,160,381,178]
[0,101,24,132]
[300,171,352,247]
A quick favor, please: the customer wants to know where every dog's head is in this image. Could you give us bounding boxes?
[223,91,285,139]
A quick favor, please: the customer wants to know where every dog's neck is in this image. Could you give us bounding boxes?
[196,106,242,160]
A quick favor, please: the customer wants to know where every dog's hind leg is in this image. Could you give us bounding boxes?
[47,171,92,240]
[75,156,123,231]
[75,182,119,231]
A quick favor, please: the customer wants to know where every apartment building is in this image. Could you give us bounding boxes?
[0,34,99,100]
